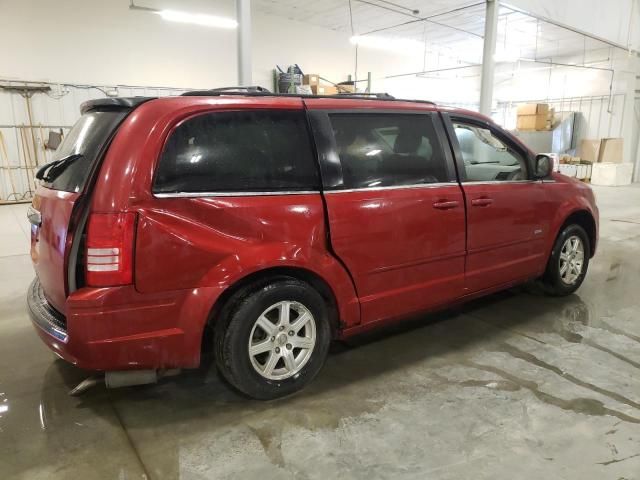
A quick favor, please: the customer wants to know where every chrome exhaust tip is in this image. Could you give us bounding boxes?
[69,376,104,396]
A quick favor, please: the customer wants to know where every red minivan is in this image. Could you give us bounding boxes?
[27,89,598,399]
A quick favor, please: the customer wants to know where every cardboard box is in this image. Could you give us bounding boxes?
[336,83,355,93]
[547,108,557,129]
[591,162,632,186]
[579,138,624,164]
[517,103,549,116]
[559,155,581,164]
[517,114,548,131]
[311,85,338,95]
[295,85,313,95]
[579,139,600,163]
[303,74,319,86]
[598,138,623,163]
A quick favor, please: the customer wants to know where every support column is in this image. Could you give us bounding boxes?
[236,0,252,86]
[479,0,499,116]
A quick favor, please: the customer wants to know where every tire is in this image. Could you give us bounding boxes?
[214,278,331,400]
[541,224,590,296]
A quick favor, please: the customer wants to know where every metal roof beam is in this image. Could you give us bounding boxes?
[355,0,485,38]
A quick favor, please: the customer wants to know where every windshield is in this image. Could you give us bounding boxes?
[45,110,127,193]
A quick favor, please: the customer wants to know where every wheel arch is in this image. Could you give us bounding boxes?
[558,209,597,257]
[201,266,344,356]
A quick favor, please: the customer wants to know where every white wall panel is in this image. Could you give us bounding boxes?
[0,0,357,91]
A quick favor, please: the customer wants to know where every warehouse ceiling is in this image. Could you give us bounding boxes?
[254,0,476,34]
[254,0,613,66]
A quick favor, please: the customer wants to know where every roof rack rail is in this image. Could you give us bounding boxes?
[324,93,436,105]
[182,86,271,96]
[334,92,396,100]
[179,86,436,106]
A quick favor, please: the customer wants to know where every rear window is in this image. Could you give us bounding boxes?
[153,110,319,194]
[328,113,450,189]
[46,111,127,192]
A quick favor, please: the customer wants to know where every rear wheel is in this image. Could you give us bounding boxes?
[541,224,590,296]
[214,278,331,400]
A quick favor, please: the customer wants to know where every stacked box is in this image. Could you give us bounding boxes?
[303,74,355,95]
[303,74,319,86]
[310,85,338,95]
[336,83,355,93]
[516,103,550,131]
[579,138,624,164]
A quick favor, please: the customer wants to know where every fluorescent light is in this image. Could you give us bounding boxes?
[366,149,382,156]
[0,405,7,413]
[155,9,237,29]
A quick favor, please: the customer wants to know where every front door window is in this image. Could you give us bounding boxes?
[452,123,528,182]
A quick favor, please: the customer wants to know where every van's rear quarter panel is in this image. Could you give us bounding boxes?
[135,195,326,291]
[134,195,360,327]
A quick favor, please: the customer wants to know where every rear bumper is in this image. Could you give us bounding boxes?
[28,277,222,371]
[27,279,69,344]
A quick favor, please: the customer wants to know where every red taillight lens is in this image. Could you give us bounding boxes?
[86,212,136,287]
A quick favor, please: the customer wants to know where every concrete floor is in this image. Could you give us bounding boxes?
[1,185,640,480]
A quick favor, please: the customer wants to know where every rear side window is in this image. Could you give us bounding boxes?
[328,113,450,189]
[47,110,127,193]
[153,110,319,193]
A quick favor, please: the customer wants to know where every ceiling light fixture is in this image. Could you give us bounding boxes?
[129,1,237,29]
[155,9,237,29]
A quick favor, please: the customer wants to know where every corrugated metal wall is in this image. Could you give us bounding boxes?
[0,81,189,202]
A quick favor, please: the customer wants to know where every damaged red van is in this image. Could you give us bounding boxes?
[27,88,598,399]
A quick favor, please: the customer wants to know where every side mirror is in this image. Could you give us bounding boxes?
[534,154,552,178]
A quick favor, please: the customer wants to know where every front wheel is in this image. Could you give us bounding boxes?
[541,224,590,296]
[214,278,331,400]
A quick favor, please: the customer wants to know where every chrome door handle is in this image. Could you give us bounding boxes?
[433,200,459,210]
[471,198,494,207]
[27,206,41,226]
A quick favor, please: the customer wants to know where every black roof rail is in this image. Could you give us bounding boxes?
[182,86,271,96]
[335,92,396,100]
[179,86,436,105]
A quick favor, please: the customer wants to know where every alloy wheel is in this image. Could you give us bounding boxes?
[248,301,316,380]
[559,235,584,285]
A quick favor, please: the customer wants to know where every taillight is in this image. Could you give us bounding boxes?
[86,212,136,287]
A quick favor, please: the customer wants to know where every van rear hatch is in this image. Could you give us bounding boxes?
[29,98,151,314]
